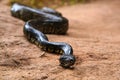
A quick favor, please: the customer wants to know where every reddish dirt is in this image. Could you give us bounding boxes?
[0,0,120,80]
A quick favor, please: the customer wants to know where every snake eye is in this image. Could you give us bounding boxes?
[70,60,73,63]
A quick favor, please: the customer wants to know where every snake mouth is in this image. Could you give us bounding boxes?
[59,55,76,68]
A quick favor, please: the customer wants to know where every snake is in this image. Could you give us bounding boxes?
[11,3,76,68]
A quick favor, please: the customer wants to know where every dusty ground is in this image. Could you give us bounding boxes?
[0,0,120,80]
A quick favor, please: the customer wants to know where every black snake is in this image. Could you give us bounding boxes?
[11,3,76,68]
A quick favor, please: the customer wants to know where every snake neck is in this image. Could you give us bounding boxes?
[43,41,73,56]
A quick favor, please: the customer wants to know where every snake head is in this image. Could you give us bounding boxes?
[59,55,76,68]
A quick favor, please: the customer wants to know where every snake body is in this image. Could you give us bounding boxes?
[11,3,76,68]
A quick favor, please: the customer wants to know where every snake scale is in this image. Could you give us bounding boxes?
[11,3,76,68]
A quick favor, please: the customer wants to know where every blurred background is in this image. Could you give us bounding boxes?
[9,0,91,8]
[1,0,120,80]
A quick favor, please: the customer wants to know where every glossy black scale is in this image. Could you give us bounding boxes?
[11,3,76,68]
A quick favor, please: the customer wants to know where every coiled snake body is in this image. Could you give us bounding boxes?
[11,3,76,68]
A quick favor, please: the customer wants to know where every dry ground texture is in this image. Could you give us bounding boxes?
[0,0,120,80]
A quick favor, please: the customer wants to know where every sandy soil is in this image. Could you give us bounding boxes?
[0,0,120,80]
